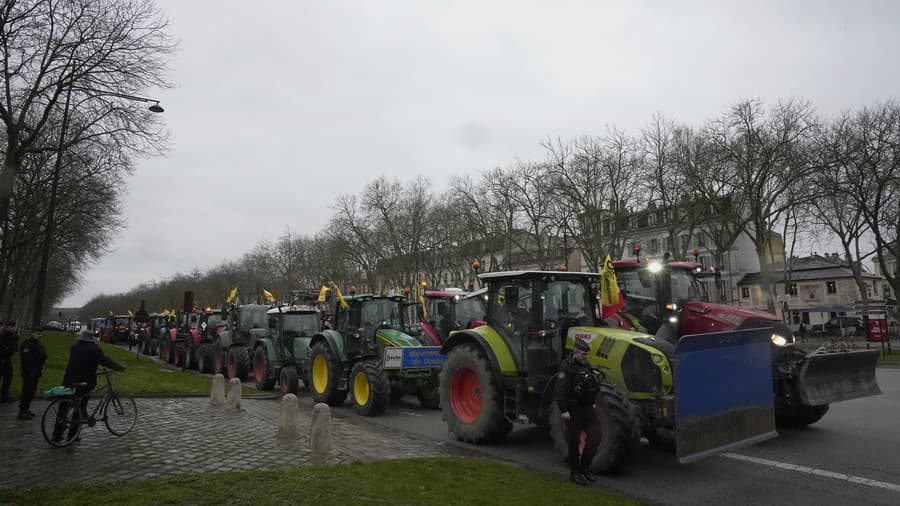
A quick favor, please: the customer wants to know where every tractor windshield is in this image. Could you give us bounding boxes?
[457,291,486,327]
[206,313,224,328]
[283,313,320,337]
[240,307,268,330]
[671,269,705,304]
[114,317,131,327]
[360,299,405,332]
[544,280,594,328]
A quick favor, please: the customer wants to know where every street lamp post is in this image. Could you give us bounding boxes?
[472,260,481,289]
[30,86,163,328]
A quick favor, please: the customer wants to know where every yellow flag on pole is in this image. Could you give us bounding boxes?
[600,255,625,318]
[419,294,428,319]
[263,289,276,303]
[331,282,349,309]
[226,287,238,304]
[317,285,330,302]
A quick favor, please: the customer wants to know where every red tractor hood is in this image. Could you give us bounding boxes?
[681,301,780,335]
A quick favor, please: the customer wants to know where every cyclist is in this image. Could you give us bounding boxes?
[54,331,125,442]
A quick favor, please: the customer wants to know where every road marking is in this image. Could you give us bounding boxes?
[723,453,900,493]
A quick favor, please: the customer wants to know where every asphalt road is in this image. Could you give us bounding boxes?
[327,367,900,506]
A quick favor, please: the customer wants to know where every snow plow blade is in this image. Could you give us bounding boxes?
[674,328,777,464]
[797,349,881,406]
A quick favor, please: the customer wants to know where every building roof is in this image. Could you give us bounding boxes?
[737,254,880,286]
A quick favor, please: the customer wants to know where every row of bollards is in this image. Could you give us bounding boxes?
[208,373,332,452]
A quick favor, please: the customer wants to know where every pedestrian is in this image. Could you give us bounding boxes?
[54,331,125,442]
[798,323,807,343]
[554,338,601,486]
[18,328,47,420]
[0,321,19,403]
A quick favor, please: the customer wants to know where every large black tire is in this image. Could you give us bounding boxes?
[254,346,276,390]
[309,341,348,406]
[227,346,250,380]
[197,343,214,374]
[173,343,185,368]
[280,366,300,395]
[350,360,390,416]
[775,403,830,429]
[548,382,640,475]
[183,343,197,370]
[416,370,441,409]
[439,343,512,444]
[212,339,225,375]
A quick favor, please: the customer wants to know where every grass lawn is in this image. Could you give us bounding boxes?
[0,457,639,505]
[796,340,900,366]
[5,331,261,397]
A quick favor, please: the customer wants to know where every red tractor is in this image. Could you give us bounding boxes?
[604,258,881,428]
[415,289,487,345]
[102,314,134,345]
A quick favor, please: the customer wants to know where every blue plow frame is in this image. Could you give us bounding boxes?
[674,327,778,463]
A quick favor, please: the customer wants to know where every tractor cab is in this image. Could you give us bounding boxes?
[417,289,475,345]
[481,271,598,387]
[612,259,707,337]
[335,294,409,348]
[231,304,269,342]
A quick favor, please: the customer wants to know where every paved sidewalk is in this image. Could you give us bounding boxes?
[0,396,474,490]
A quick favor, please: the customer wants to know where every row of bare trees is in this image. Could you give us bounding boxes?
[0,0,174,326]
[82,97,899,319]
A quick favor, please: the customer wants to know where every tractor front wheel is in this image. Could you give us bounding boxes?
[775,403,830,429]
[212,340,225,375]
[280,366,299,395]
[227,346,250,380]
[197,343,214,374]
[254,347,276,390]
[173,343,185,368]
[439,343,511,444]
[309,341,347,406]
[350,360,389,416]
[549,382,639,475]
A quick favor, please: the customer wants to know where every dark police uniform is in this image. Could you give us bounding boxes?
[554,339,601,484]
[19,333,47,418]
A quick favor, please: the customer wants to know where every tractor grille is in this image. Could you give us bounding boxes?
[621,346,663,394]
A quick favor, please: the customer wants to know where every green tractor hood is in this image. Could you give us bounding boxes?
[376,328,422,348]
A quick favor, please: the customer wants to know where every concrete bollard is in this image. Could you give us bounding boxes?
[309,402,333,453]
[277,393,300,441]
[227,377,242,412]
[209,374,226,405]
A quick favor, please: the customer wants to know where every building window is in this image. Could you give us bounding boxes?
[873,282,878,295]
[629,217,638,230]
[649,238,659,254]
[664,237,673,252]
[648,213,657,226]
[792,311,801,324]
[697,231,706,247]
[827,281,836,294]
[740,286,750,299]
[789,283,798,296]
[885,284,892,299]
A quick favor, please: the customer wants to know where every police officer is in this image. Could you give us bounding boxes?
[0,321,18,403]
[554,338,601,485]
[19,328,47,419]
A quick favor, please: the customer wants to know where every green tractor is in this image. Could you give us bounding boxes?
[250,304,323,393]
[439,270,779,474]
[211,304,270,380]
[309,292,442,416]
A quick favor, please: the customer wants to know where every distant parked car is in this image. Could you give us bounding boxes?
[823,316,862,335]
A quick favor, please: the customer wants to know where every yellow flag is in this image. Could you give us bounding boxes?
[419,294,428,319]
[317,285,330,303]
[331,282,349,309]
[225,287,238,304]
[600,254,625,317]
[127,310,134,317]
[263,289,276,303]
[108,310,113,316]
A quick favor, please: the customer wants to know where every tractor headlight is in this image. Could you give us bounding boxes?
[651,354,663,364]
[771,333,788,347]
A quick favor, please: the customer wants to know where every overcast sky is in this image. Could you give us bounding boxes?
[60,0,900,307]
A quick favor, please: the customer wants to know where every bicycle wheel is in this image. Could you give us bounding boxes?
[103,393,138,436]
[41,398,83,448]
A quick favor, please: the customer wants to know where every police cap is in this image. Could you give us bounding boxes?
[573,339,590,353]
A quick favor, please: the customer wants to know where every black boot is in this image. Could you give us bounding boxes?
[569,471,588,486]
[580,468,596,482]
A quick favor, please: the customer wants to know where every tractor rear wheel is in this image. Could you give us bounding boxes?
[549,382,640,475]
[350,360,389,416]
[439,343,511,444]
[197,343,214,374]
[279,366,299,395]
[254,347,276,390]
[212,340,225,375]
[309,341,348,406]
[227,346,250,380]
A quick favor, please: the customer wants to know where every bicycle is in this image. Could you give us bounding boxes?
[40,368,137,448]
